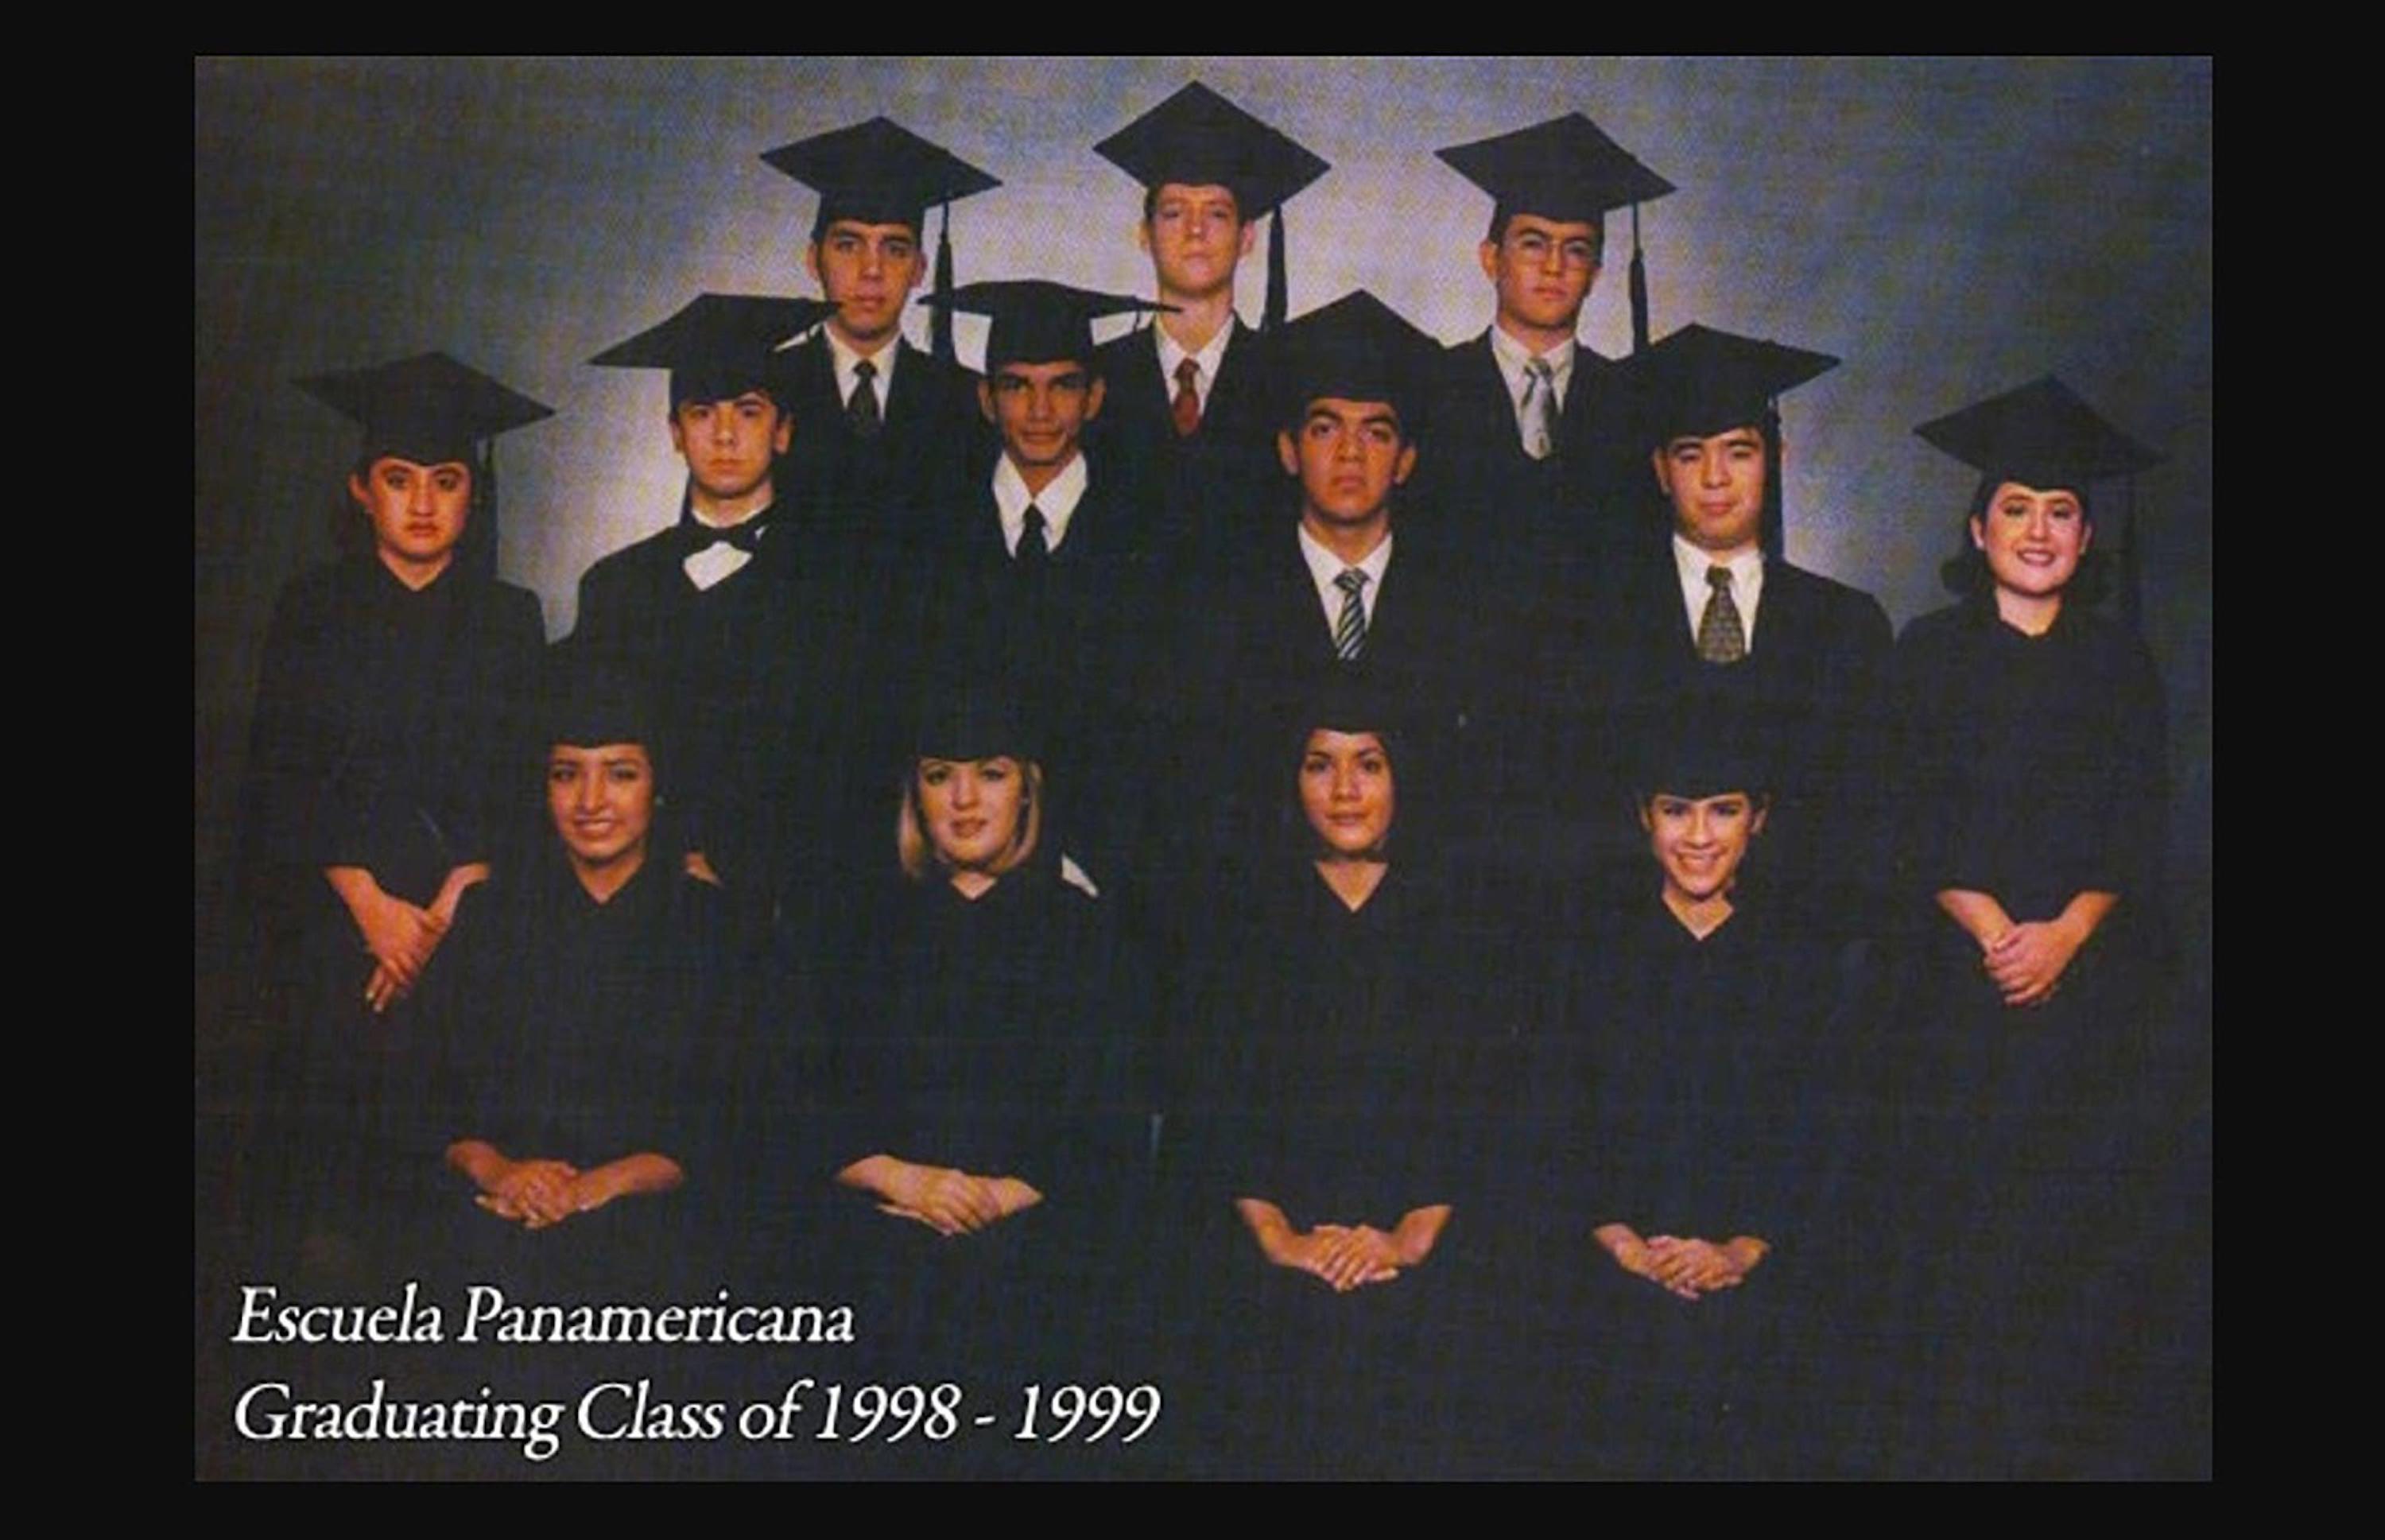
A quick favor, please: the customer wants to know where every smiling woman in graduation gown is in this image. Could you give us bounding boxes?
[433,655,747,1297]
[1891,379,2172,1476]
[237,355,548,1250]
[1180,684,1529,1477]
[1543,713,1842,1478]
[816,693,1148,1393]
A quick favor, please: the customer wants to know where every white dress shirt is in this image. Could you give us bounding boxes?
[1154,316,1236,415]
[991,452,1088,556]
[827,327,901,417]
[1489,324,1576,429]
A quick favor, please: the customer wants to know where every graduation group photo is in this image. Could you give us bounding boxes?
[194,58,2212,1480]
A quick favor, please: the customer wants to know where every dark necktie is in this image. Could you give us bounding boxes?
[1333,567,1370,661]
[1171,357,1202,438]
[847,358,882,440]
[1697,564,1748,664]
[1017,504,1049,571]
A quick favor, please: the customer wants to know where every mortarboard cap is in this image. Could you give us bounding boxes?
[761,116,1000,238]
[1274,289,1441,433]
[296,351,553,467]
[1094,81,1328,221]
[1626,323,1839,447]
[588,293,832,408]
[1437,112,1674,229]
[1623,691,1777,801]
[918,280,1173,373]
[1913,375,2166,491]
[1095,81,1329,332]
[909,683,1039,766]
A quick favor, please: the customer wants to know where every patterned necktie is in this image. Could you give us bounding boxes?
[1697,564,1748,664]
[1017,504,1049,570]
[1333,567,1370,661]
[847,357,882,440]
[1171,357,1202,438]
[1520,355,1557,461]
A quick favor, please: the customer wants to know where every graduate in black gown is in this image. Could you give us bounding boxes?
[578,292,894,950]
[911,279,1180,908]
[818,692,1149,1407]
[436,652,745,1297]
[1891,378,2172,1476]
[1087,81,1328,570]
[1181,678,1527,1478]
[759,117,997,552]
[1543,713,1843,1478]
[238,353,549,1261]
[1419,112,1675,578]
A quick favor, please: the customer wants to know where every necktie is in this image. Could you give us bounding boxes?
[1697,564,1748,664]
[1017,504,1049,570]
[847,358,882,440]
[1171,357,1202,438]
[1520,355,1557,461]
[1333,567,1370,661]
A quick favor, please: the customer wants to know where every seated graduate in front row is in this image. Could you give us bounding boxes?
[1534,708,1848,1477]
[1174,674,1530,1478]
[816,688,1149,1381]
[434,649,753,1294]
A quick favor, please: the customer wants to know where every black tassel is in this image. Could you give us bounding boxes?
[1629,202,1650,355]
[475,440,499,579]
[1266,208,1289,333]
[932,200,956,363]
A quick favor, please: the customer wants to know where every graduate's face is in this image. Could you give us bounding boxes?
[1641,790,1765,906]
[1655,426,1768,556]
[349,457,471,573]
[1280,398,1417,532]
[806,220,925,348]
[1480,214,1602,337]
[669,392,792,504]
[1300,730,1396,859]
[548,743,657,877]
[1971,481,2091,600]
[1139,183,1255,302]
[917,756,1027,873]
[979,361,1104,475]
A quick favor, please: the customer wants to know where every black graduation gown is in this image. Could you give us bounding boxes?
[1889,596,2170,1474]
[1178,861,1528,1476]
[1415,332,1653,580]
[431,855,747,1293]
[920,456,1171,902]
[818,868,1150,1379]
[1539,889,1843,1476]
[1573,540,1894,929]
[1089,318,1289,570]
[572,497,901,941]
[774,333,983,554]
[236,554,542,1225]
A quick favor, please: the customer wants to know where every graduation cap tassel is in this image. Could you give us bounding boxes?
[932,200,956,364]
[475,440,499,580]
[1629,204,1651,356]
[2120,475,2142,630]
[1266,208,1289,334]
[1763,406,1786,561]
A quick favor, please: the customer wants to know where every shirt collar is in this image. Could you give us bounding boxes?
[991,452,1090,555]
[1488,323,1576,406]
[826,327,901,403]
[1156,315,1236,399]
[1671,531,1766,642]
[1299,521,1394,597]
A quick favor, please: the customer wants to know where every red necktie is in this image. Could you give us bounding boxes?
[1171,357,1202,438]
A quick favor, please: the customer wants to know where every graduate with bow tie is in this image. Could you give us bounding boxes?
[576,293,906,948]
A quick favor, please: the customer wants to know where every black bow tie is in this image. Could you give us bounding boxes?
[677,502,775,557]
